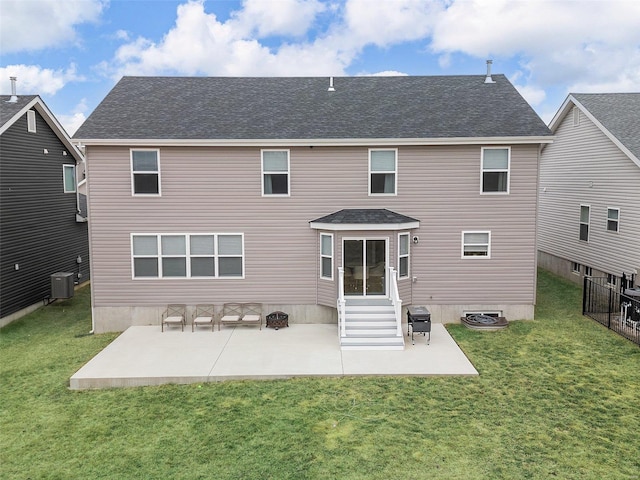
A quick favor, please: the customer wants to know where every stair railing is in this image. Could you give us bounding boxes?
[337,267,346,338]
[388,267,403,338]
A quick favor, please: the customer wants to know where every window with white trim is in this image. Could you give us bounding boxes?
[607,273,617,287]
[27,110,36,132]
[571,262,581,274]
[131,149,160,195]
[63,164,76,193]
[398,233,409,278]
[481,147,510,193]
[132,234,243,278]
[462,231,491,258]
[262,150,289,196]
[320,233,333,280]
[369,149,397,195]
[584,266,593,276]
[579,205,590,241]
[607,207,619,232]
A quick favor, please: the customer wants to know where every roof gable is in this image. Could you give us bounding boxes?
[550,93,640,168]
[74,76,552,144]
[0,95,84,164]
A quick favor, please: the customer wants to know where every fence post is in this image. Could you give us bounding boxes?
[608,285,613,329]
[582,276,588,315]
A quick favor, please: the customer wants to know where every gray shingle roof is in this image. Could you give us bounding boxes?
[572,93,640,161]
[311,209,419,225]
[74,76,551,140]
[0,95,38,128]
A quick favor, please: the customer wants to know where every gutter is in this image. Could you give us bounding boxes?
[73,136,555,148]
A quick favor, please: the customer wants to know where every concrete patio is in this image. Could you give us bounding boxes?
[70,323,478,390]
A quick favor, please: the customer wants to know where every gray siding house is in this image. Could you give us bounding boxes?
[538,93,640,289]
[75,75,552,346]
[1,89,89,326]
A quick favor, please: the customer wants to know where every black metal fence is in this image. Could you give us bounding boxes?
[583,276,640,346]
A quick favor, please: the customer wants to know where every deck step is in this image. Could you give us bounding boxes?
[345,321,397,329]
[340,299,404,350]
[345,329,399,337]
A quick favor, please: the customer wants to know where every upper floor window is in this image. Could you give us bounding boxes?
[63,164,76,193]
[607,208,619,232]
[27,110,36,132]
[398,233,410,278]
[132,233,243,279]
[481,147,510,194]
[462,231,491,258]
[320,233,333,280]
[369,149,397,195]
[262,150,289,196]
[580,205,590,241]
[131,149,160,196]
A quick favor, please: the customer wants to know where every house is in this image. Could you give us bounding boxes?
[74,72,552,348]
[538,93,640,289]
[0,80,90,326]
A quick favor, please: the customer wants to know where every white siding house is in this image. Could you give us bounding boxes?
[538,93,640,289]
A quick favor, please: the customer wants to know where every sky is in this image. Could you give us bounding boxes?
[1,0,639,136]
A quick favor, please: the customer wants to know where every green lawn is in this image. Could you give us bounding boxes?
[1,270,639,479]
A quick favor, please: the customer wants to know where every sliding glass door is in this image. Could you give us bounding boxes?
[343,239,386,296]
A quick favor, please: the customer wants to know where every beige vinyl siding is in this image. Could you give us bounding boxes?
[538,107,640,277]
[87,143,539,310]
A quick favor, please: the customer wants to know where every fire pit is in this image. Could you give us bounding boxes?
[266,311,289,330]
[461,314,508,331]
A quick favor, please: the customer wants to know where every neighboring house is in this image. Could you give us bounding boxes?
[0,86,90,327]
[538,93,640,289]
[74,73,552,348]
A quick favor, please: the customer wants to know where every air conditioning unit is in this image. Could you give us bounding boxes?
[51,272,75,299]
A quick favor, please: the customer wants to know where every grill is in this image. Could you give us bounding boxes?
[407,306,431,345]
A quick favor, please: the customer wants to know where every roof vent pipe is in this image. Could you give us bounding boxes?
[328,76,335,92]
[484,60,496,84]
[7,76,18,103]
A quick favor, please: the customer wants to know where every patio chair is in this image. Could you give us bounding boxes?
[161,304,186,332]
[219,303,242,330]
[240,303,263,330]
[192,304,215,332]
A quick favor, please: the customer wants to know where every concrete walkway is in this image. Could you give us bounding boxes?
[70,323,478,389]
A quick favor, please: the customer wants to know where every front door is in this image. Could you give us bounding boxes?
[343,239,387,296]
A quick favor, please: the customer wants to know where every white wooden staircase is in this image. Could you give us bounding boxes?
[340,298,405,350]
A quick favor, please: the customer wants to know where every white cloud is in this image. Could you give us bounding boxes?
[231,0,326,37]
[363,70,408,77]
[0,0,105,53]
[105,0,447,78]
[343,0,441,46]
[57,111,87,136]
[107,0,347,77]
[430,0,640,87]
[0,64,83,95]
